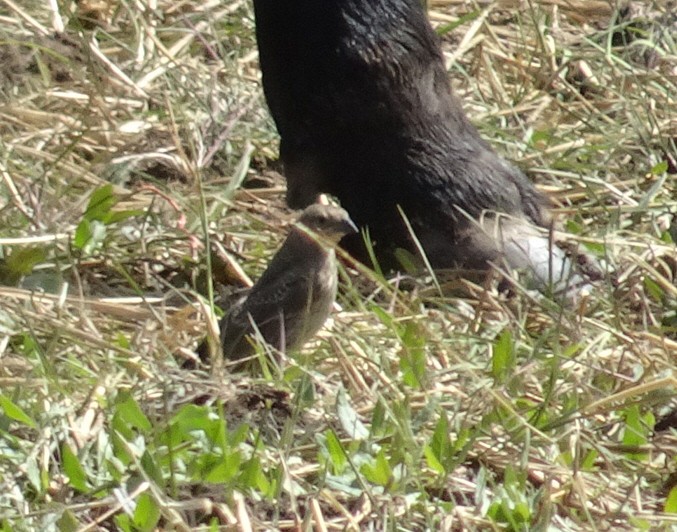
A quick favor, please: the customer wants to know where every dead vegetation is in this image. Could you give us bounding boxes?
[0,0,676,530]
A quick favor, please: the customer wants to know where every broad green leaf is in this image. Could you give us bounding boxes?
[73,219,92,250]
[170,404,223,446]
[115,392,152,433]
[84,184,117,222]
[73,219,107,254]
[665,486,677,513]
[56,508,80,532]
[423,445,444,474]
[0,247,47,284]
[61,443,88,493]
[239,456,270,494]
[325,430,347,474]
[622,405,648,447]
[114,514,133,532]
[203,452,241,483]
[580,449,599,471]
[361,450,391,487]
[133,492,161,532]
[0,394,36,428]
[140,451,163,487]
[336,388,369,440]
[425,412,452,474]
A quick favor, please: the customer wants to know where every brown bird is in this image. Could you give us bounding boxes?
[213,203,357,368]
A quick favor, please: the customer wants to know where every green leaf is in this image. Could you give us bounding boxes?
[628,517,651,530]
[295,372,316,406]
[25,456,42,492]
[56,508,80,532]
[114,514,133,532]
[114,332,131,349]
[529,129,552,146]
[622,405,647,447]
[661,228,675,244]
[370,305,393,328]
[133,492,161,532]
[491,329,514,383]
[73,219,107,254]
[513,501,531,522]
[399,322,426,389]
[650,160,668,175]
[336,388,369,440]
[665,486,677,513]
[239,456,270,494]
[622,405,653,461]
[436,9,481,36]
[423,445,444,474]
[564,218,584,235]
[84,184,117,222]
[487,467,532,528]
[361,450,392,487]
[424,412,452,474]
[106,208,144,224]
[73,219,91,250]
[325,430,347,474]
[203,452,241,483]
[0,247,47,284]
[0,394,36,428]
[140,451,164,487]
[229,422,251,447]
[643,277,664,302]
[583,240,607,256]
[452,427,470,453]
[370,400,387,437]
[392,247,419,274]
[114,392,152,433]
[580,448,599,471]
[170,404,223,446]
[61,443,88,493]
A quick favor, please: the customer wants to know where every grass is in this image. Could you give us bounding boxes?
[0,0,676,530]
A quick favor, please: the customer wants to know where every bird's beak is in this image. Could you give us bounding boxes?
[320,218,358,244]
[344,218,359,235]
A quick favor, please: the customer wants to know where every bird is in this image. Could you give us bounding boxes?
[251,0,598,297]
[203,203,357,369]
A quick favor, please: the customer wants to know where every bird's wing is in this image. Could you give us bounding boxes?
[221,257,317,358]
[235,267,314,327]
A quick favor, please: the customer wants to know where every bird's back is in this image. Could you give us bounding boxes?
[220,230,339,362]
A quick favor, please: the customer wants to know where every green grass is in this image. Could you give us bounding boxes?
[1,0,676,530]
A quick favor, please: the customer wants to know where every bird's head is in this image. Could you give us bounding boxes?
[295,204,358,245]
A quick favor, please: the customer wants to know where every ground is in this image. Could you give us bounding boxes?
[0,0,676,530]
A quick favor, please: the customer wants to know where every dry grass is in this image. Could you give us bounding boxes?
[0,0,676,530]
